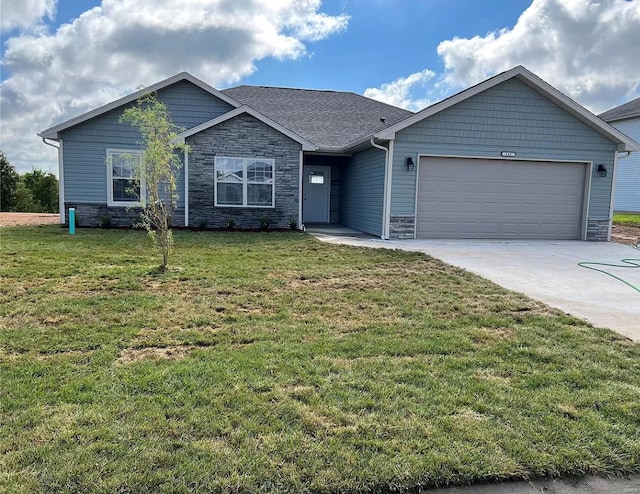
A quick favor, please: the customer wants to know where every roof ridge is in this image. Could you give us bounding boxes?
[224,84,348,93]
[223,84,415,114]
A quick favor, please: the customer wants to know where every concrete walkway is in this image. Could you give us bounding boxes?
[311,232,640,341]
[426,475,640,493]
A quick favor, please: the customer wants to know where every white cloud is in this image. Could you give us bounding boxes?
[0,0,57,32]
[364,69,436,111]
[436,0,640,113]
[0,0,349,173]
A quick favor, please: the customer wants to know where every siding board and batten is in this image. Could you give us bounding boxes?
[339,147,385,237]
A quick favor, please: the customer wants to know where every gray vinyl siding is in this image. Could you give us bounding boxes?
[339,147,385,236]
[610,118,640,212]
[61,80,234,206]
[391,78,617,220]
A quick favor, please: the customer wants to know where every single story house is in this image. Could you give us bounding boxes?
[39,65,638,240]
[599,97,640,213]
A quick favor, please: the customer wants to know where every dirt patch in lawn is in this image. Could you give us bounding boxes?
[0,212,59,227]
[612,223,640,246]
[115,345,196,364]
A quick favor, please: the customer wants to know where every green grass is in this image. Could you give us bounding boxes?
[1,226,639,493]
[614,213,640,227]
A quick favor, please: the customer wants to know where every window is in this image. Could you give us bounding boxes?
[214,157,274,207]
[107,149,145,207]
[309,172,324,184]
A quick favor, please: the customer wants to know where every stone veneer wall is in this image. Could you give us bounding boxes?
[64,203,184,228]
[187,113,302,229]
[586,219,610,241]
[389,215,415,239]
[389,215,611,241]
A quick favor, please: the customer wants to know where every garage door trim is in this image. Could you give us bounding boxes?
[413,154,592,240]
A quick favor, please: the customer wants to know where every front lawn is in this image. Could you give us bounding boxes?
[614,213,640,227]
[1,227,639,493]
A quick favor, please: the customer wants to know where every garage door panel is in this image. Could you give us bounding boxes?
[416,157,585,239]
[439,201,460,213]
[459,222,481,234]
[479,224,500,235]
[480,202,501,214]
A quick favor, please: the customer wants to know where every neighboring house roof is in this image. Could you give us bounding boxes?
[39,72,240,140]
[376,66,639,152]
[175,105,317,151]
[599,96,640,123]
[221,85,413,152]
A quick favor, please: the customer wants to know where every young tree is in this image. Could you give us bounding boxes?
[1,151,19,211]
[120,93,187,272]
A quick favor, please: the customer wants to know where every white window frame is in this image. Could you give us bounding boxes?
[106,148,146,207]
[214,156,275,208]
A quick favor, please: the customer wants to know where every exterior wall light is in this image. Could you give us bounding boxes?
[597,164,608,177]
[406,157,415,171]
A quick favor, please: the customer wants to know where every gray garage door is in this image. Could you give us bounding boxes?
[416,157,586,239]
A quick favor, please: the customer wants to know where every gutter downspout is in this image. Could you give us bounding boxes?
[370,137,392,240]
[184,148,189,227]
[298,150,304,229]
[42,137,64,224]
[608,151,631,241]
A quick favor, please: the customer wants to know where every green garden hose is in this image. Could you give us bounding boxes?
[578,245,640,294]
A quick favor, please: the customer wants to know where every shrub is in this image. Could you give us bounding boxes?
[99,215,112,229]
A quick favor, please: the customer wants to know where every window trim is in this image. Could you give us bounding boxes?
[214,156,275,208]
[106,148,146,207]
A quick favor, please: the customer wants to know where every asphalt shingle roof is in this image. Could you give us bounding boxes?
[221,85,413,151]
[599,96,640,122]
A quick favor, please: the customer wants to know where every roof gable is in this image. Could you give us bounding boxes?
[599,96,640,123]
[376,66,639,152]
[39,72,240,140]
[222,85,412,151]
[175,106,317,151]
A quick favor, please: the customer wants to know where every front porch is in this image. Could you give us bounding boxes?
[304,223,376,240]
[301,154,345,225]
[301,148,386,238]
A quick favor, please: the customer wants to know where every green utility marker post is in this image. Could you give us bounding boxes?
[69,208,76,235]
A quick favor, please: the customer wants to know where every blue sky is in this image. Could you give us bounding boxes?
[1,0,639,173]
[239,1,531,92]
[25,0,531,91]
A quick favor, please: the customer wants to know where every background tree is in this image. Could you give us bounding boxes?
[14,181,38,212]
[21,170,58,212]
[120,93,187,272]
[0,153,58,212]
[1,151,19,211]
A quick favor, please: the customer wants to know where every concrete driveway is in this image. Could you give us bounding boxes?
[313,233,640,341]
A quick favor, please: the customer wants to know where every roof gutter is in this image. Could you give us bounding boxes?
[41,137,59,149]
[370,137,393,240]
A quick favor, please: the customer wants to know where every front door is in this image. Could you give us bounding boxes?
[302,165,330,223]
